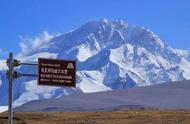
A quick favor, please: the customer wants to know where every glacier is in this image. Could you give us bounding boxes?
[0,19,190,108]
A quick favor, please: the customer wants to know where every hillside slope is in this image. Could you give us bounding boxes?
[15,80,190,112]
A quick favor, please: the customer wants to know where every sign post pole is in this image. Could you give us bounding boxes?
[5,55,76,124]
[7,52,13,124]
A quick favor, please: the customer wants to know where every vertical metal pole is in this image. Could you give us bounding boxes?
[8,52,13,124]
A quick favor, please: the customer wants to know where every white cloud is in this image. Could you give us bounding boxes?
[17,31,59,57]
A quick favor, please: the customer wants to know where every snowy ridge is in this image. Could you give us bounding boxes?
[0,19,190,107]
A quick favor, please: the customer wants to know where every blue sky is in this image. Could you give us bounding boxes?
[0,0,190,59]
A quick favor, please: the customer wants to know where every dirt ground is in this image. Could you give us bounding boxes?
[1,109,190,124]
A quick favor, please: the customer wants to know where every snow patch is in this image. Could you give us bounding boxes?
[110,45,127,69]
[77,71,111,93]
[77,36,101,62]
[179,58,190,79]
[77,44,93,62]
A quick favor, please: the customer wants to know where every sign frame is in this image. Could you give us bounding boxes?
[37,58,76,87]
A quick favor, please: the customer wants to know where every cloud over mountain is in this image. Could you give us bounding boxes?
[18,31,59,57]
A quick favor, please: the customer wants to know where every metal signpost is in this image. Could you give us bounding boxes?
[6,53,76,124]
[6,53,13,124]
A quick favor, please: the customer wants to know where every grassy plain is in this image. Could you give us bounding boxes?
[1,109,190,124]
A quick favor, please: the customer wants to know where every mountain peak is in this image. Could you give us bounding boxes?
[79,19,165,49]
[32,19,165,57]
[100,18,109,24]
[1,18,190,107]
[99,18,126,26]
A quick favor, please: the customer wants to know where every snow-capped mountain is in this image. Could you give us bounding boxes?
[0,19,190,107]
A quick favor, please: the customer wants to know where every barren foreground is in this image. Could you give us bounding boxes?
[1,109,190,124]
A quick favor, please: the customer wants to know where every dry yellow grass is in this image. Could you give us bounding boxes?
[1,109,190,124]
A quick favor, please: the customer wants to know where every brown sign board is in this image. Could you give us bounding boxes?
[38,58,76,87]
